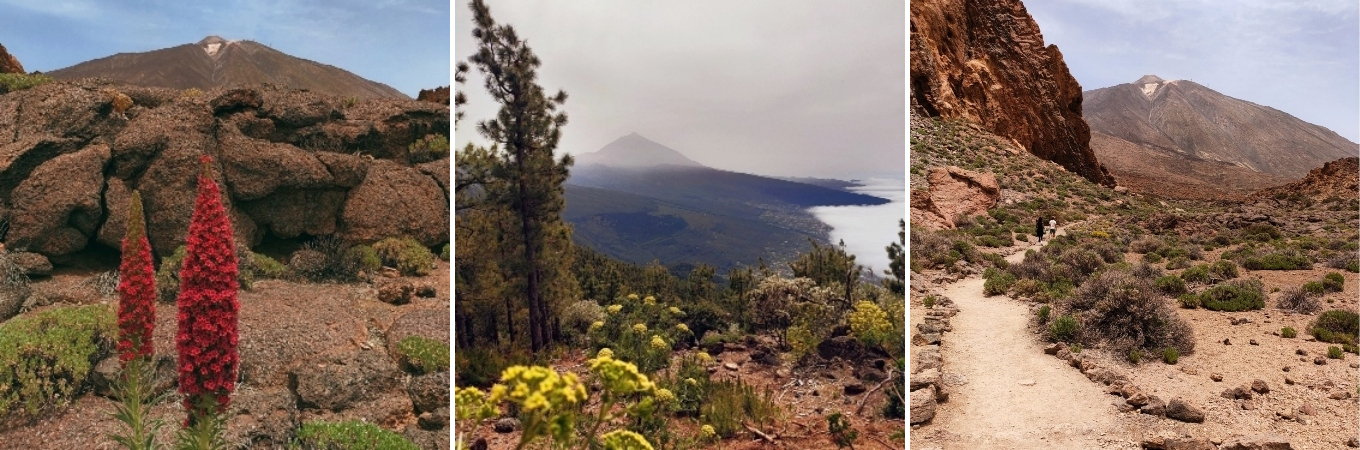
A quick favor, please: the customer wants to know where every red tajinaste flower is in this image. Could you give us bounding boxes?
[176,155,239,418]
[116,190,156,365]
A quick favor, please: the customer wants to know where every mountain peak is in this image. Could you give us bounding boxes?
[1134,74,1164,85]
[575,133,705,169]
[197,36,229,45]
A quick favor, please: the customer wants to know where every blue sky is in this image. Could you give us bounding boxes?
[0,0,449,97]
[1026,0,1360,142]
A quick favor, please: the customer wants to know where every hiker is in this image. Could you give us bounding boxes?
[1035,217,1045,242]
[1048,219,1058,240]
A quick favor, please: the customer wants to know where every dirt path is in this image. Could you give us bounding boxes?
[918,226,1137,449]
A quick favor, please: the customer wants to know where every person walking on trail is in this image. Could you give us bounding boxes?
[1048,219,1058,240]
[1035,217,1045,242]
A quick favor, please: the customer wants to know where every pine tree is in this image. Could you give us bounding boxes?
[466,0,576,353]
[884,219,906,294]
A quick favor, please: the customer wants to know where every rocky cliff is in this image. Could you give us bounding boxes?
[0,43,23,74]
[0,80,449,261]
[910,0,1113,187]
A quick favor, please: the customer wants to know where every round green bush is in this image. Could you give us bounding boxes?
[373,237,435,277]
[1155,275,1187,295]
[1309,309,1359,346]
[1143,252,1164,264]
[295,420,418,450]
[343,245,382,276]
[395,336,450,375]
[0,305,115,419]
[1328,346,1344,359]
[1199,279,1265,312]
[1037,305,1051,324]
[1162,347,1179,364]
[1050,314,1078,342]
[1281,327,1297,338]
[1323,272,1345,293]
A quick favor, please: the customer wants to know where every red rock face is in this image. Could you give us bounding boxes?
[910,0,1114,187]
[910,166,1000,230]
[1250,157,1359,203]
[417,86,450,105]
[0,43,23,74]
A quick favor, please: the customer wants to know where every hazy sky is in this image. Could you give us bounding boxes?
[1026,0,1360,142]
[0,0,449,97]
[455,1,906,180]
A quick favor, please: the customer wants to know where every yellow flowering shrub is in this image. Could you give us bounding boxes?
[848,300,893,348]
[674,323,689,333]
[643,296,656,305]
[633,323,648,333]
[607,304,623,314]
[589,354,655,395]
[600,430,654,450]
[649,335,668,351]
[668,306,683,316]
[588,293,686,374]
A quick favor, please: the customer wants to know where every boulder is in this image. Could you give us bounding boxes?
[1166,398,1205,423]
[7,144,109,256]
[911,166,1001,230]
[339,160,448,247]
[1219,435,1292,450]
[408,371,449,414]
[910,384,937,424]
[1140,395,1165,416]
[494,417,520,433]
[910,368,940,391]
[1251,379,1270,394]
[8,252,51,277]
[291,348,403,412]
[0,43,23,75]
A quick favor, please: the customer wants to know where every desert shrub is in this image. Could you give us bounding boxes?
[909,227,954,270]
[1086,241,1125,264]
[0,73,53,94]
[1057,270,1195,355]
[978,251,1009,269]
[1162,347,1179,364]
[560,300,605,345]
[1012,278,1043,298]
[1165,256,1192,270]
[407,133,450,163]
[1199,278,1266,312]
[440,243,450,261]
[287,236,371,281]
[1130,237,1164,254]
[0,305,115,419]
[1302,281,1325,296]
[1308,309,1359,346]
[287,249,329,281]
[1282,327,1297,338]
[395,336,450,375]
[251,253,287,279]
[1183,261,1237,284]
[1154,275,1187,295]
[1131,262,1164,281]
[982,268,1016,297]
[1127,349,1142,364]
[847,300,893,348]
[1325,253,1359,273]
[1050,314,1078,342]
[1328,346,1344,359]
[681,301,726,343]
[1323,272,1345,293]
[1007,251,1051,282]
[1276,287,1321,314]
[1143,252,1164,264]
[294,420,418,450]
[1059,248,1104,281]
[701,378,779,439]
[1242,223,1281,242]
[1243,251,1312,270]
[1177,293,1200,309]
[340,245,382,278]
[454,346,529,388]
[1037,305,1051,324]
[922,295,937,308]
[373,237,434,277]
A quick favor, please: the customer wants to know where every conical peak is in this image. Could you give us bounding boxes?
[1134,74,1164,85]
[197,36,229,45]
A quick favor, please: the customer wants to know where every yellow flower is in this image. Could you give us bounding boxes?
[696,351,712,363]
[674,323,690,333]
[589,353,655,394]
[607,304,623,314]
[700,424,717,439]
[600,429,654,450]
[643,295,656,305]
[632,323,648,333]
[668,306,683,316]
[650,335,668,350]
[489,365,587,416]
[454,387,498,420]
[654,388,675,403]
[597,348,614,359]
[590,321,605,330]
[684,377,697,385]
[627,293,640,301]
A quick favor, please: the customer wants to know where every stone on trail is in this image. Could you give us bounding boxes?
[910,385,937,424]
[1219,434,1292,450]
[1166,398,1205,423]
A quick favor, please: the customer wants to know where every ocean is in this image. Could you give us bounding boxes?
[808,178,906,277]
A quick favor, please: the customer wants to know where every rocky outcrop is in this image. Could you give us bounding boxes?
[910,166,999,230]
[0,43,22,74]
[417,86,450,105]
[909,0,1114,187]
[0,80,449,260]
[1250,157,1358,204]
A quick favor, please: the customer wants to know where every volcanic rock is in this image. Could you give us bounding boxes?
[0,43,22,74]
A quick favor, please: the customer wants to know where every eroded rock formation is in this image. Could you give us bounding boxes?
[910,0,1114,186]
[0,43,22,74]
[0,80,449,260]
[910,166,999,230]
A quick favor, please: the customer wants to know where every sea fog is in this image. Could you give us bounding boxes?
[808,178,906,277]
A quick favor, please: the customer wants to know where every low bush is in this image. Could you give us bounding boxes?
[701,378,779,439]
[373,237,435,276]
[1241,223,1282,242]
[1199,278,1266,312]
[395,336,450,375]
[1127,349,1142,364]
[1243,251,1312,271]
[1177,293,1200,309]
[0,305,115,418]
[252,253,287,279]
[1303,281,1325,296]
[1162,347,1179,364]
[1308,309,1358,346]
[454,346,530,388]
[1143,252,1164,264]
[983,268,1016,297]
[343,245,382,277]
[1037,305,1051,324]
[1130,237,1164,254]
[1050,314,1078,342]
[1276,286,1321,314]
[0,73,53,94]
[1325,253,1359,273]
[294,420,418,450]
[440,243,450,261]
[1057,270,1195,355]
[1328,346,1344,359]
[1155,275,1187,295]
[1281,327,1297,338]
[1165,256,1192,270]
[1182,260,1238,284]
[1323,272,1345,293]
[407,133,450,163]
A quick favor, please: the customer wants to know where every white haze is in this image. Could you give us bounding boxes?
[808,178,905,276]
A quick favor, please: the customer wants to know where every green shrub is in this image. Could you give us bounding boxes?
[373,237,434,277]
[701,378,779,439]
[0,73,53,94]
[1059,270,1196,355]
[1154,275,1187,295]
[407,134,450,163]
[1165,256,1192,270]
[1281,327,1297,338]
[440,243,450,261]
[1162,347,1179,364]
[1127,349,1142,364]
[983,268,1016,296]
[1309,309,1359,346]
[1328,346,1344,359]
[1323,272,1345,293]
[1177,293,1201,309]
[1199,279,1265,312]
[1050,314,1078,342]
[252,253,287,279]
[922,295,936,308]
[155,245,189,302]
[1303,281,1325,296]
[1242,223,1282,242]
[1143,252,1164,264]
[294,420,418,450]
[0,305,115,419]
[1037,305,1051,324]
[395,336,450,375]
[454,346,529,388]
[342,245,382,277]
[1243,252,1312,270]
